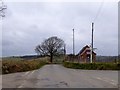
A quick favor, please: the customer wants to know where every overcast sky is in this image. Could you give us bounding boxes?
[1,1,118,57]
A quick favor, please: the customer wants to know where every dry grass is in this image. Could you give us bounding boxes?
[2,57,49,74]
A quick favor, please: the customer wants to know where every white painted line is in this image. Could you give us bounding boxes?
[18,71,36,88]
[96,77,101,80]
[31,71,35,74]
[25,72,30,75]
[17,80,26,88]
[95,77,117,86]
[26,71,35,78]
[22,70,35,77]
[22,71,30,77]
[18,85,23,88]
[110,82,116,85]
[29,71,35,76]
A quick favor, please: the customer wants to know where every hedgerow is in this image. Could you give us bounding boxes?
[63,62,120,70]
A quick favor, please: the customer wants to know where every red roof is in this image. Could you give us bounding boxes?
[78,45,96,55]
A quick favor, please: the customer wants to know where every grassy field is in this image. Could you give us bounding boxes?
[2,57,49,74]
[63,61,120,70]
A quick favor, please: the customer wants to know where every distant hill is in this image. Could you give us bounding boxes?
[2,55,42,60]
[20,55,41,60]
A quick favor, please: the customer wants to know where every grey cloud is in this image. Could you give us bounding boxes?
[2,2,118,57]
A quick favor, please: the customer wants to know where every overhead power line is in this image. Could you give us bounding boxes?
[90,1,104,63]
[93,0,104,22]
[73,29,75,55]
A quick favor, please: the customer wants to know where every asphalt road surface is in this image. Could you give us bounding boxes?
[2,64,118,88]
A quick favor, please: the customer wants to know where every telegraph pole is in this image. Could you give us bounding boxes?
[72,29,75,62]
[63,43,66,62]
[90,23,94,63]
[64,44,66,55]
[73,29,75,55]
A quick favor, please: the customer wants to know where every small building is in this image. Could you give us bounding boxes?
[78,45,96,63]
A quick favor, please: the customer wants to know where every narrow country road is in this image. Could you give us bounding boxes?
[2,64,118,88]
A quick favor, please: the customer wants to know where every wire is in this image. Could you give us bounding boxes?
[93,0,104,22]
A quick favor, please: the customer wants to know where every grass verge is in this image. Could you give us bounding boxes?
[63,61,120,70]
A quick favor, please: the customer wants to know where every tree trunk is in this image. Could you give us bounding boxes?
[50,53,53,63]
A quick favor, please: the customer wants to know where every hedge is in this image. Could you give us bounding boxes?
[63,62,120,70]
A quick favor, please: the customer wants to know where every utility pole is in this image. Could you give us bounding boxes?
[63,43,66,62]
[64,44,66,55]
[73,29,75,55]
[90,22,94,63]
[72,29,75,62]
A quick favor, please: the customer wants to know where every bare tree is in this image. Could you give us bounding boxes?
[35,36,65,63]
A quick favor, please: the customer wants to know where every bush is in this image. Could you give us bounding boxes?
[63,62,120,70]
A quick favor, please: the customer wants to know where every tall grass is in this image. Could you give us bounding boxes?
[2,57,48,74]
